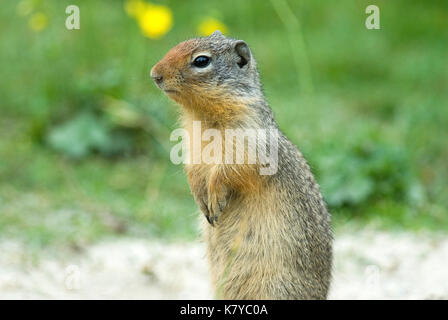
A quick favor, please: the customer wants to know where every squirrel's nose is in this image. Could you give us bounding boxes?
[152,75,164,85]
[150,67,164,86]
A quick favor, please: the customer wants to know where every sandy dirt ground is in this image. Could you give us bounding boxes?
[1,230,447,299]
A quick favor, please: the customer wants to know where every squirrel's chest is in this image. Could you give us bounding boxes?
[182,120,225,180]
[183,121,226,164]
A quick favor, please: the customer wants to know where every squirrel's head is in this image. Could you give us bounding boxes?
[151,31,262,121]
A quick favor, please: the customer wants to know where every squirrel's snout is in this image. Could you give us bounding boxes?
[150,67,164,87]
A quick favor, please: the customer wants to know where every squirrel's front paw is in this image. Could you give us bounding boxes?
[194,191,211,223]
[206,185,230,226]
[194,190,225,227]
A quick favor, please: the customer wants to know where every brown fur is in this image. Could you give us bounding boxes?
[151,32,333,299]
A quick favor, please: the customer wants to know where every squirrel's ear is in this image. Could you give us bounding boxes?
[234,40,251,68]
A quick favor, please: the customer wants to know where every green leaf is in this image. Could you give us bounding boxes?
[46,112,113,159]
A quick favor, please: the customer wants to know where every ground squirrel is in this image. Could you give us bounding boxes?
[151,31,333,299]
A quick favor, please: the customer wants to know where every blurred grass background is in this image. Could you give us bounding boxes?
[0,0,447,249]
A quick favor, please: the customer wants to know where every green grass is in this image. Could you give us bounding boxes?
[0,120,198,246]
[0,0,447,248]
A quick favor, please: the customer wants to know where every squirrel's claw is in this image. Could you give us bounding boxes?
[207,188,229,227]
[199,198,214,226]
[195,183,231,227]
[206,215,214,226]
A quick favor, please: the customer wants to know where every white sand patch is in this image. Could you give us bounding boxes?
[0,231,447,299]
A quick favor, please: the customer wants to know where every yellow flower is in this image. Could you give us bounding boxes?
[137,4,173,39]
[124,0,147,19]
[29,12,48,32]
[198,18,227,36]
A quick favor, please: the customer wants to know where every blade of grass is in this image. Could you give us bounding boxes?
[270,0,314,97]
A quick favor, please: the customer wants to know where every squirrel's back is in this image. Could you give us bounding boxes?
[205,130,332,299]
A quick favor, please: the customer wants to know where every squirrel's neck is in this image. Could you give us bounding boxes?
[179,95,270,130]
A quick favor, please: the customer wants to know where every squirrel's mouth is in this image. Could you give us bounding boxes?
[164,89,178,94]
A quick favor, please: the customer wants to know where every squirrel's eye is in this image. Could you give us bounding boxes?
[193,56,210,68]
